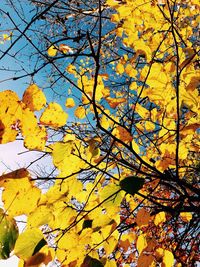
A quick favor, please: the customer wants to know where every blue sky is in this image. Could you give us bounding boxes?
[0,1,36,94]
[0,1,60,101]
[0,3,53,265]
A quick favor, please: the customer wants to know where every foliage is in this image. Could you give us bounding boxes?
[0,0,199,266]
[0,209,19,259]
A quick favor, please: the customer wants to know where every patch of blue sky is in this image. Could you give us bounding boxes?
[0,2,60,100]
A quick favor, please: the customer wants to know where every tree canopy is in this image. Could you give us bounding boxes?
[0,0,199,266]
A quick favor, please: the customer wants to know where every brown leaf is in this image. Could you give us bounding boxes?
[25,252,46,267]
[0,168,29,187]
[135,208,151,227]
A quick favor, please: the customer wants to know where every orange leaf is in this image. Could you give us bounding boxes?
[0,168,29,184]
[98,73,109,80]
[113,126,133,143]
[135,208,151,227]
[59,44,73,53]
[106,97,126,109]
[138,253,155,267]
[25,252,46,267]
[74,106,86,119]
[119,239,130,252]
[22,84,46,111]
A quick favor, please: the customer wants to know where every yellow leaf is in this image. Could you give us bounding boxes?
[65,97,75,108]
[63,177,83,200]
[163,250,174,267]
[49,141,86,177]
[63,133,76,141]
[0,123,18,144]
[0,90,22,144]
[52,205,77,229]
[147,64,168,87]
[106,0,119,7]
[154,212,166,226]
[99,183,122,208]
[117,5,132,18]
[179,141,189,160]
[50,141,73,168]
[116,62,124,74]
[92,225,118,249]
[125,64,137,77]
[145,121,155,131]
[20,107,47,150]
[180,212,192,222]
[22,84,46,111]
[74,106,86,119]
[66,64,76,74]
[2,177,41,217]
[131,140,140,154]
[3,33,11,41]
[136,234,147,254]
[23,125,47,150]
[40,102,68,128]
[47,45,57,57]
[27,205,53,228]
[116,27,123,37]
[92,211,113,229]
[87,145,101,161]
[133,103,149,120]
[110,13,120,22]
[105,259,117,267]
[106,0,119,8]
[121,232,136,243]
[14,228,45,260]
[20,106,38,133]
[18,259,25,267]
[180,86,199,113]
[100,115,110,130]
[58,231,79,251]
[104,236,118,255]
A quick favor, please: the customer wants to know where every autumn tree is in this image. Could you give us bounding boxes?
[0,0,199,266]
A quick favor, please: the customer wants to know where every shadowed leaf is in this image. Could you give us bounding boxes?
[120,176,144,195]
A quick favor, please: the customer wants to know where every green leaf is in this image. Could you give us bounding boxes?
[82,220,93,230]
[120,176,144,195]
[32,238,47,256]
[0,209,19,259]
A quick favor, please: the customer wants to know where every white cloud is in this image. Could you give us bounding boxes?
[0,140,42,173]
[0,255,19,267]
